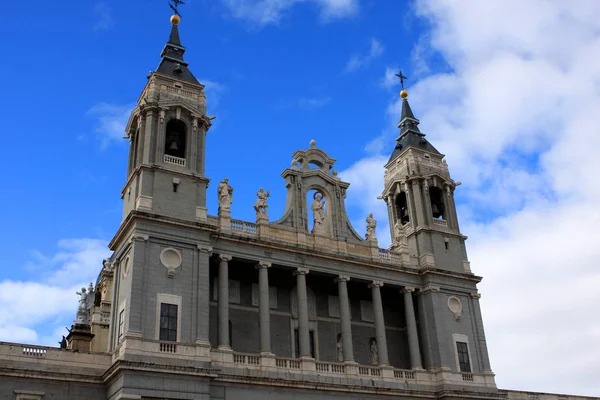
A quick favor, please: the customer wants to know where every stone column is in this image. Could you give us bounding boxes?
[411,180,425,228]
[257,261,272,355]
[336,275,354,363]
[445,185,460,230]
[370,281,389,366]
[422,180,433,226]
[386,194,395,242]
[295,268,311,358]
[402,287,422,369]
[218,254,232,350]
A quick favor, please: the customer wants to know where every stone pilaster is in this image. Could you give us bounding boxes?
[294,268,311,358]
[471,292,493,373]
[336,275,354,363]
[256,261,272,355]
[195,245,212,345]
[402,286,423,370]
[411,180,425,228]
[369,281,389,366]
[218,254,232,350]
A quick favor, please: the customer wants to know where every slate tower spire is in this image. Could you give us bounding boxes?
[382,87,468,273]
[120,14,214,223]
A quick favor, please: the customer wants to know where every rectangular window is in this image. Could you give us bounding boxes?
[328,295,340,317]
[251,283,278,309]
[456,341,471,372]
[159,303,178,342]
[294,329,315,358]
[212,278,241,304]
[118,309,125,340]
[360,300,374,322]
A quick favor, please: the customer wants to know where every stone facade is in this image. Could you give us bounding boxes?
[0,16,592,400]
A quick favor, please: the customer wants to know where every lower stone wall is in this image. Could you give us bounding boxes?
[0,376,105,400]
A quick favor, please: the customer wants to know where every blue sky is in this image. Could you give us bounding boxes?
[1,0,600,396]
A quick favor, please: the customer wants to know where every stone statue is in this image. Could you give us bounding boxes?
[217,178,234,211]
[59,336,67,349]
[365,213,377,241]
[75,287,90,325]
[336,333,343,362]
[311,192,325,230]
[102,258,112,272]
[393,220,408,247]
[369,338,378,365]
[253,188,270,217]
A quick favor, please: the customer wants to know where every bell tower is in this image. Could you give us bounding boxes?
[382,88,470,273]
[121,14,214,223]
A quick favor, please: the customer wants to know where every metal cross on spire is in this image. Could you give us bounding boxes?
[168,0,185,17]
[395,70,408,90]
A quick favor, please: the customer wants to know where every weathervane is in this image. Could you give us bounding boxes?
[395,69,408,90]
[168,0,185,17]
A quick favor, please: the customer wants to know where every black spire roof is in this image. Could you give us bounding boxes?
[155,22,200,85]
[388,96,440,163]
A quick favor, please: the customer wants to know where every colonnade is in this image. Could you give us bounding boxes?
[216,254,422,369]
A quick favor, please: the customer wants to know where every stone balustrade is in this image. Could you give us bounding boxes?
[0,341,112,373]
[163,154,186,167]
[212,216,417,269]
[208,350,497,389]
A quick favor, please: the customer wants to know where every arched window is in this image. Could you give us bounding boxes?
[395,192,410,224]
[429,186,445,219]
[164,119,187,159]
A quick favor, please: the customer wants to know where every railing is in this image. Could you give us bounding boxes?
[159,342,177,353]
[358,366,381,377]
[233,353,260,365]
[394,369,416,379]
[462,373,474,381]
[275,358,301,369]
[163,154,186,167]
[22,347,47,357]
[316,362,345,374]
[432,218,448,227]
[379,248,391,259]
[230,219,258,234]
[163,85,198,99]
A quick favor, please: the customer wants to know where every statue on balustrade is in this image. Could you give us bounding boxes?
[75,287,90,325]
[102,258,112,272]
[393,220,408,247]
[253,188,270,218]
[369,337,378,365]
[311,192,326,233]
[365,213,377,241]
[218,178,234,211]
[336,333,343,362]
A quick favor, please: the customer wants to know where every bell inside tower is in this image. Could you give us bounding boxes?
[395,192,410,224]
[429,186,446,219]
[164,119,187,159]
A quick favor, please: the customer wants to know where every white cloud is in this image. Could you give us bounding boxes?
[340,0,600,395]
[92,2,113,32]
[0,239,110,346]
[344,38,384,73]
[220,0,358,26]
[86,103,134,148]
[298,96,332,109]
[381,67,398,89]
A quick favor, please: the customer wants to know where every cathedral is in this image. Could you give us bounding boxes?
[0,13,587,400]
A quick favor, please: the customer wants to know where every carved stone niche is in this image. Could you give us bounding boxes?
[272,140,363,243]
[447,296,463,321]
[160,248,183,278]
